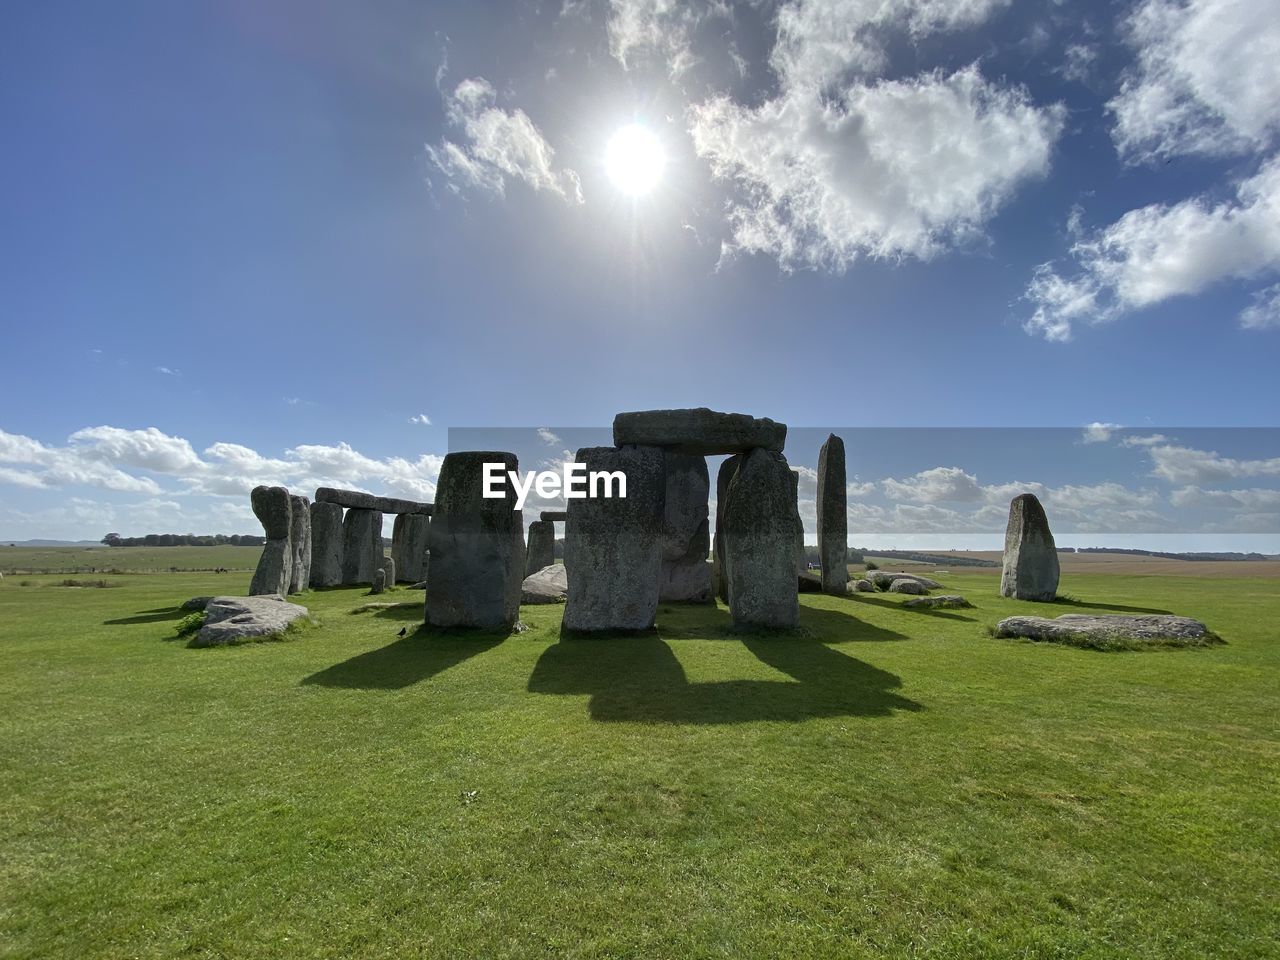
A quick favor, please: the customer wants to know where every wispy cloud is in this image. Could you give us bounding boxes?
[409,414,433,426]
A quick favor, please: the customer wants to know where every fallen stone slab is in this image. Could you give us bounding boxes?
[797,571,823,593]
[903,595,972,609]
[192,595,310,647]
[867,570,941,590]
[522,564,568,604]
[408,580,427,590]
[849,579,874,593]
[540,510,568,522]
[888,578,928,595]
[316,487,432,516]
[613,407,787,455]
[994,613,1219,648]
[181,596,213,611]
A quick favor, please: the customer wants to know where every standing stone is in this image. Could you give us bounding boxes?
[371,569,386,594]
[525,520,556,577]
[563,445,666,632]
[816,434,849,596]
[249,486,293,596]
[659,451,712,602]
[287,494,312,594]
[309,501,344,588]
[392,512,430,583]
[426,452,525,629]
[790,468,805,577]
[712,455,742,604]
[722,448,801,629]
[341,508,384,586]
[1000,493,1060,601]
[383,557,395,589]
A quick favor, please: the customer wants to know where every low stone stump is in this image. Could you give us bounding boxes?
[614,407,786,455]
[426,451,525,630]
[888,579,928,595]
[659,451,712,602]
[371,569,386,594]
[722,448,801,630]
[563,445,665,632]
[309,501,344,588]
[193,595,309,647]
[525,520,556,578]
[903,595,972,609]
[522,564,567,604]
[249,485,293,596]
[383,557,396,588]
[994,613,1219,649]
[392,512,430,583]
[816,433,849,596]
[1000,493,1060,601]
[340,508,383,586]
[867,570,941,591]
[288,494,312,594]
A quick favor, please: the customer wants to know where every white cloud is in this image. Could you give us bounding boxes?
[1081,422,1122,444]
[536,427,563,446]
[1109,0,1280,163]
[1240,282,1280,330]
[882,465,985,503]
[155,366,181,377]
[1170,485,1280,510]
[689,64,1063,270]
[606,0,729,78]
[846,480,876,498]
[409,414,432,426]
[1136,440,1280,485]
[1024,156,1280,339]
[428,78,582,202]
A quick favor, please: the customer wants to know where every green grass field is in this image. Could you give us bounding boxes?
[0,544,264,575]
[2,563,1277,959]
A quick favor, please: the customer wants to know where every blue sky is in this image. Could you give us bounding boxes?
[1,0,1278,546]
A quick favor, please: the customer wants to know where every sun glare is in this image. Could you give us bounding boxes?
[605,123,666,197]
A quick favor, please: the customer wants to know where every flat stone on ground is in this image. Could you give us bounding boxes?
[903,595,972,609]
[849,579,874,592]
[522,564,568,604]
[867,570,941,590]
[995,613,1215,645]
[888,578,928,595]
[193,595,310,647]
[613,407,786,455]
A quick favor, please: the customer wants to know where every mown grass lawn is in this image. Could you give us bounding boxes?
[1,568,1276,959]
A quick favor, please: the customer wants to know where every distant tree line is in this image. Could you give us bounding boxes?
[100,533,266,547]
[1074,547,1270,561]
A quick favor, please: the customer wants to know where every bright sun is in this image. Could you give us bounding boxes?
[605,123,666,197]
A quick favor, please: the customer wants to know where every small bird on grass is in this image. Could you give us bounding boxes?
[397,626,407,637]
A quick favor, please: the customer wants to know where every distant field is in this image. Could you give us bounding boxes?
[0,544,263,575]
[1,567,1277,958]
[930,551,1280,579]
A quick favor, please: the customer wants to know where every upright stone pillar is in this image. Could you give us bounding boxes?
[309,501,344,587]
[1000,493,1060,601]
[816,433,848,596]
[249,485,293,596]
[392,512,430,583]
[658,451,712,602]
[383,556,396,589]
[287,494,312,594]
[341,508,383,586]
[790,468,805,576]
[426,452,525,629]
[563,445,666,632]
[722,448,801,629]
[525,519,555,577]
[712,454,741,604]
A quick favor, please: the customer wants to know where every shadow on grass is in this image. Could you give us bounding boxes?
[1052,597,1174,615]
[301,624,506,690]
[104,608,186,625]
[529,632,920,724]
[848,594,977,622]
[347,601,423,621]
[650,601,910,643]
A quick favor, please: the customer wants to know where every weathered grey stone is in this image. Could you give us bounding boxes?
[309,501,344,588]
[817,433,849,596]
[250,539,292,597]
[383,557,395,588]
[563,445,665,632]
[903,595,972,609]
[866,570,942,590]
[287,494,311,594]
[409,581,427,590]
[525,520,556,578]
[391,512,430,583]
[193,595,309,647]
[659,451,712,602]
[613,408,787,456]
[888,578,928,595]
[540,510,568,522]
[722,448,801,629]
[995,614,1213,643]
[371,569,386,594]
[522,564,567,604]
[315,487,431,515]
[798,570,823,592]
[790,469,805,576]
[251,485,292,540]
[181,596,213,611]
[426,451,525,629]
[850,578,875,592]
[1000,493,1060,601]
[340,508,384,586]
[712,454,741,604]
